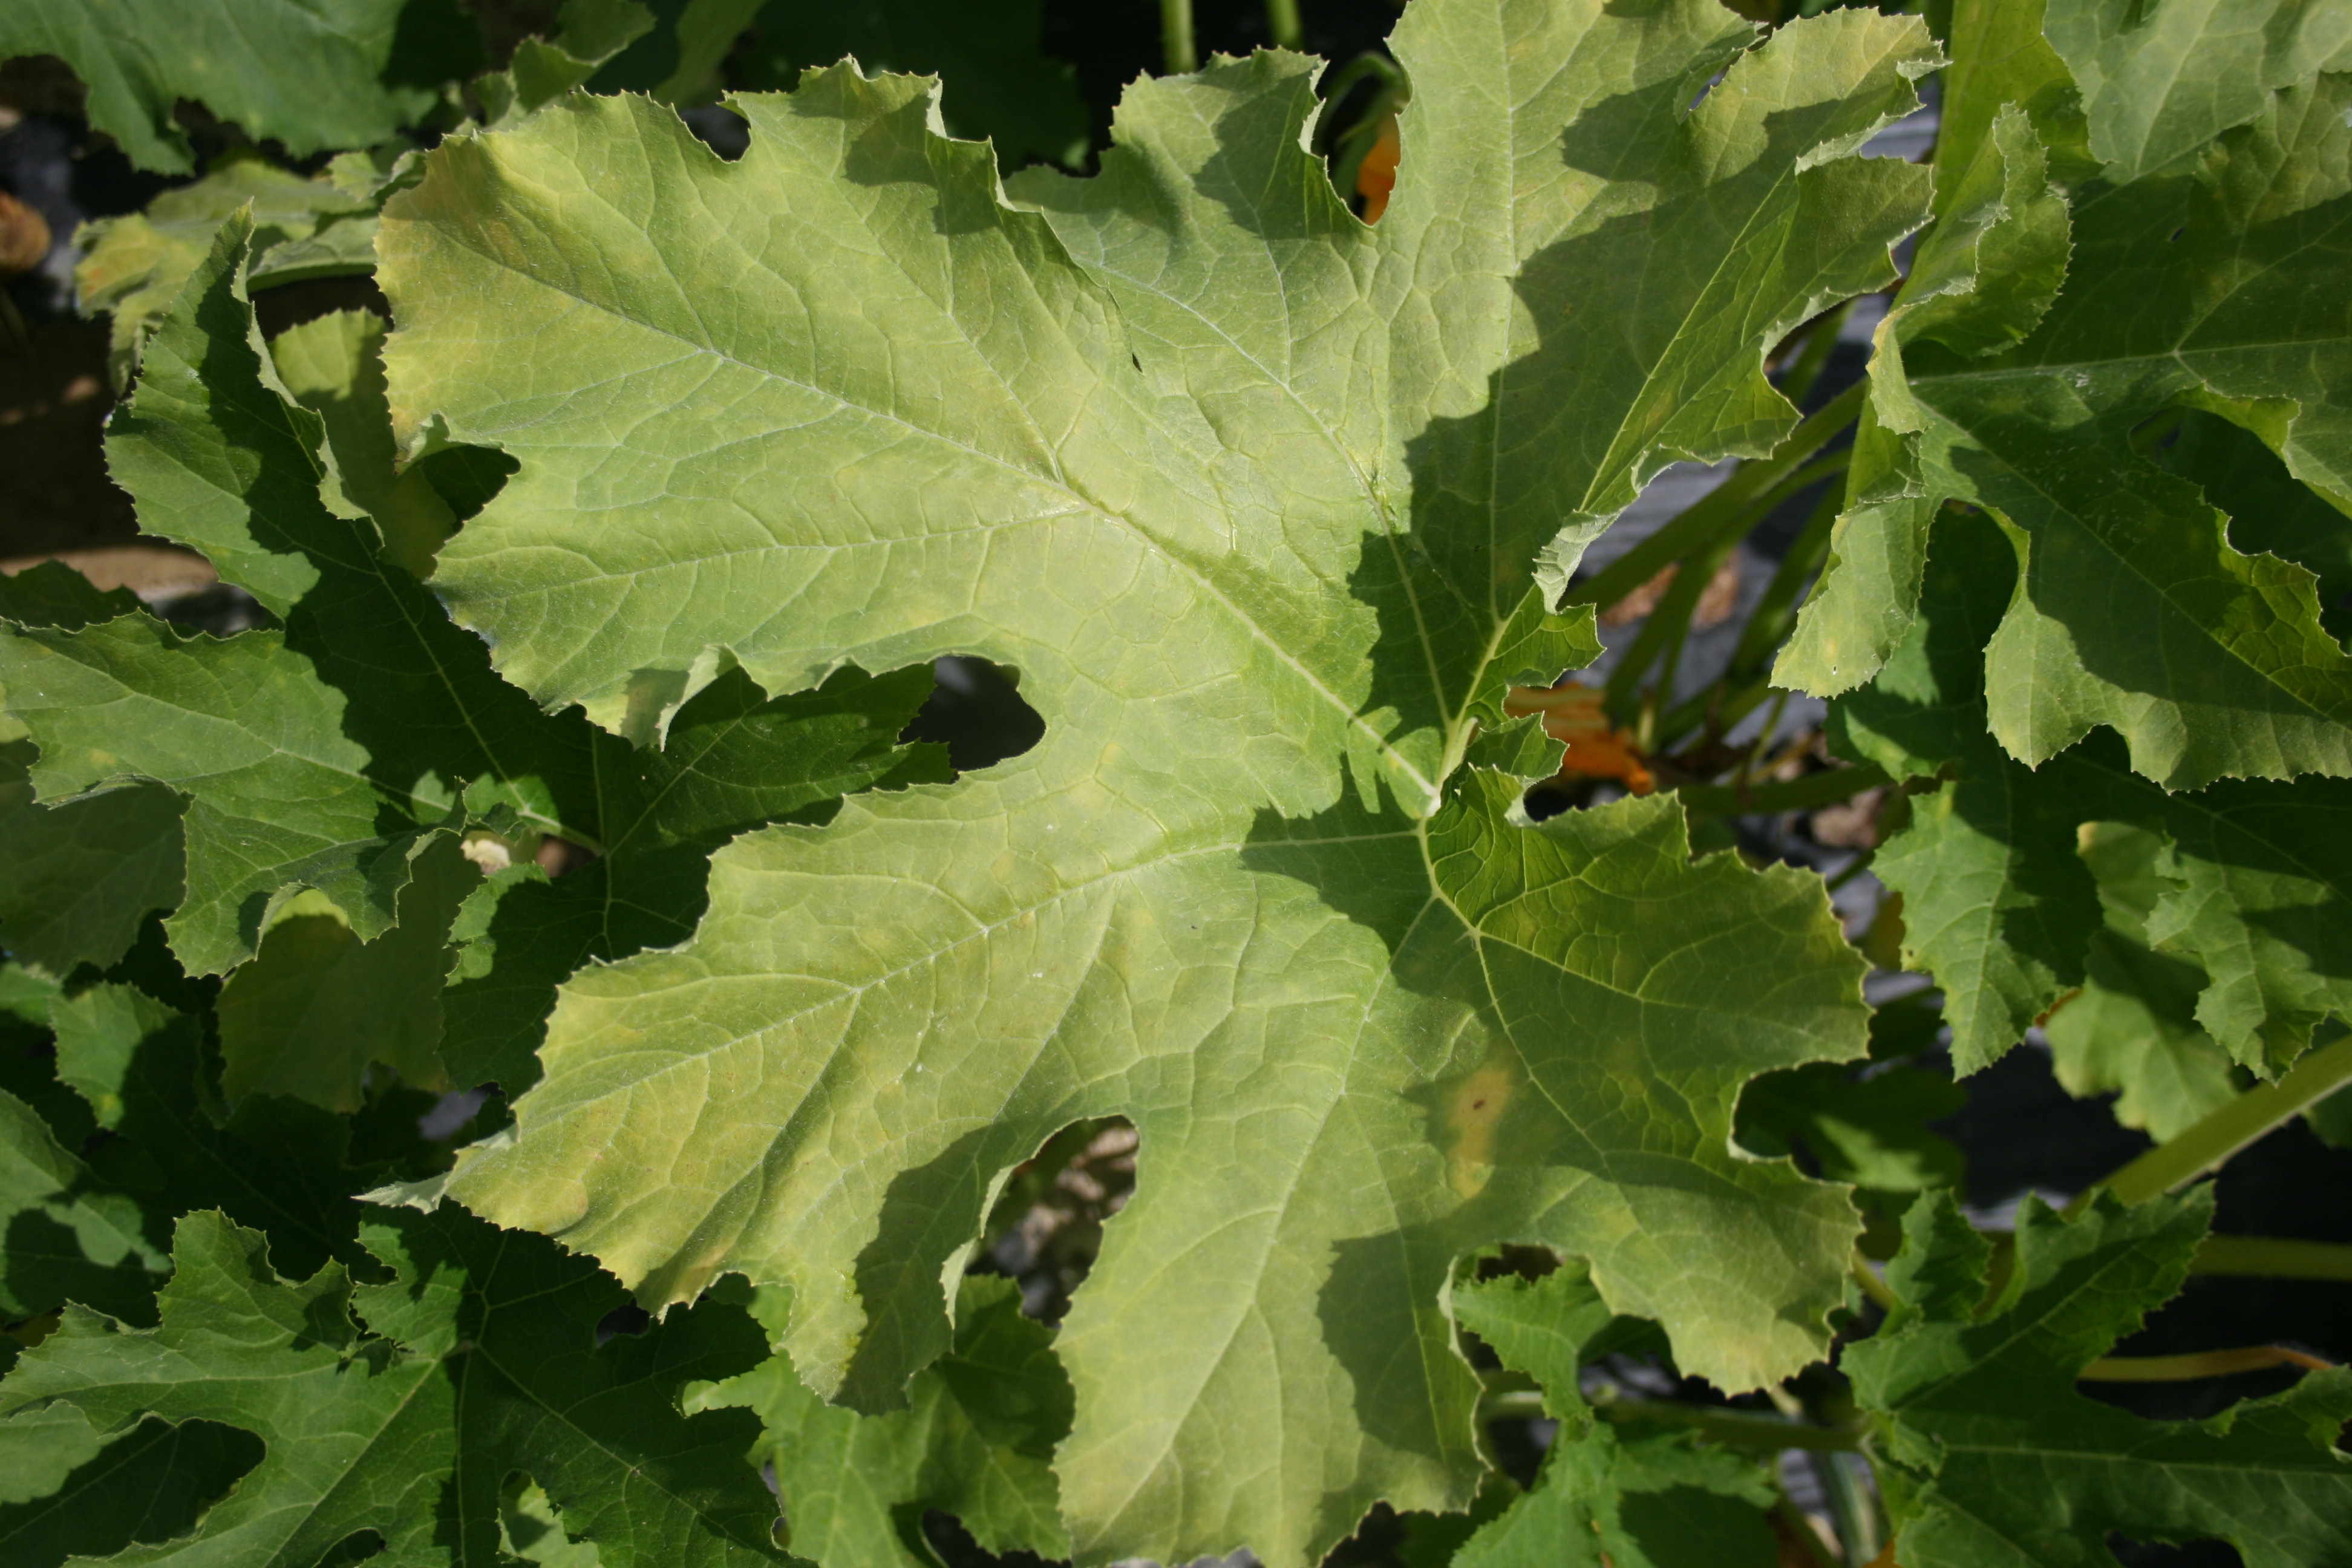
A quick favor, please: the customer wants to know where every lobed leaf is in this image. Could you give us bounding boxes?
[377,8,1936,1558]
[1448,1264,1781,1568]
[1849,1188,2352,1568]
[1835,507,2352,1076]
[73,155,376,385]
[0,0,482,174]
[0,1205,786,1566]
[701,1274,1072,1568]
[1787,0,2352,790]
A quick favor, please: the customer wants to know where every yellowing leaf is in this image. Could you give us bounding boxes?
[377,8,1936,1560]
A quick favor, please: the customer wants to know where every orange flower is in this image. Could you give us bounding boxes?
[1356,118,1401,223]
[1502,685,1656,795]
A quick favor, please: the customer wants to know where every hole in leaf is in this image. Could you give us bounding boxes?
[501,1472,601,1561]
[679,103,751,161]
[313,1527,388,1564]
[903,656,1045,773]
[408,443,518,527]
[594,1301,652,1343]
[1521,776,1629,820]
[972,1117,1137,1321]
[252,275,391,340]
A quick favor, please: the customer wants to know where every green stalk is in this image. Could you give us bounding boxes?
[1850,1246,1898,1310]
[1596,1399,1864,1452]
[1477,1389,1548,1422]
[1770,1500,1841,1568]
[1823,848,1877,892]
[1598,449,1849,725]
[2071,1034,2352,1213]
[1313,56,1397,144]
[2079,1345,2331,1382]
[1817,1451,1885,1566]
[1651,673,1768,756]
[2191,1235,2352,1281]
[1728,476,1845,679]
[1266,0,1304,51]
[1564,378,1866,614]
[1161,0,1197,73]
[1724,687,1792,798]
[1322,56,1409,207]
[1644,459,1849,752]
[1603,523,1738,721]
[1678,762,1890,817]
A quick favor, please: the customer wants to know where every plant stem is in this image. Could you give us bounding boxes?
[1477,1389,1548,1422]
[1161,0,1197,73]
[1728,476,1846,680]
[1596,1399,1864,1452]
[1266,0,1304,50]
[1851,1246,1898,1310]
[1679,762,1890,817]
[2071,1034,2352,1214]
[1770,1499,1843,1568]
[1604,520,1737,720]
[2190,1235,2352,1281]
[1823,849,1877,892]
[2079,1345,2332,1382]
[1726,687,1792,797]
[1817,1450,1886,1566]
[1599,449,1848,725]
[1565,378,1866,614]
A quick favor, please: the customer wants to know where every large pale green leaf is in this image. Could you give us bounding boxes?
[1847,1189,2352,1568]
[8,198,947,1117]
[0,0,482,175]
[380,10,1935,1560]
[1786,0,2352,789]
[1448,1263,1779,1568]
[700,1275,1071,1568]
[0,1206,786,1566]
